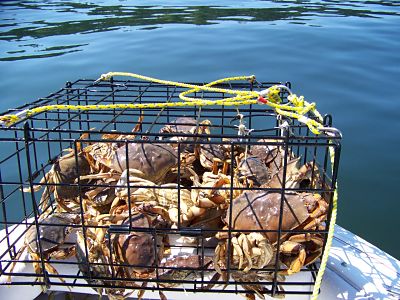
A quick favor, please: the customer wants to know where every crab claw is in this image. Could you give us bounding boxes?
[279,240,306,275]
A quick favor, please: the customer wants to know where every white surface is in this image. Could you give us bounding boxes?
[324,226,400,300]
[0,222,399,300]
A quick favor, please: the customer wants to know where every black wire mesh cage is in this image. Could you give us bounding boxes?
[0,77,341,299]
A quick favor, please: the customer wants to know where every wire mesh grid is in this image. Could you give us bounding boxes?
[0,78,341,298]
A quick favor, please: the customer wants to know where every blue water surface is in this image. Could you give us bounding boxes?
[0,0,399,259]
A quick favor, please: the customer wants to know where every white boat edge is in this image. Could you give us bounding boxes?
[0,223,399,300]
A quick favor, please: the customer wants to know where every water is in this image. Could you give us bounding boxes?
[0,1,399,259]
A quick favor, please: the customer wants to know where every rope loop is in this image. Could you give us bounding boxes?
[0,72,326,135]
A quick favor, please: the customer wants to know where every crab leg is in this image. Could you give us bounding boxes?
[238,234,253,272]
[214,242,226,274]
[222,160,231,175]
[212,158,221,174]
[118,114,144,141]
[7,244,28,283]
[44,261,69,286]
[231,236,244,269]
[49,247,76,260]
[137,282,147,300]
[303,215,326,230]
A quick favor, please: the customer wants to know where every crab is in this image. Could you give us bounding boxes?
[198,143,232,175]
[25,151,91,212]
[265,157,323,190]
[231,270,286,300]
[237,156,271,187]
[157,254,214,286]
[81,114,145,173]
[208,258,286,300]
[105,205,177,300]
[76,228,131,299]
[160,117,198,134]
[250,140,297,176]
[217,191,328,274]
[110,208,217,298]
[249,139,281,166]
[8,213,81,288]
[249,140,324,191]
[226,191,327,242]
[111,211,164,278]
[77,171,121,216]
[81,204,169,299]
[159,117,212,147]
[95,202,219,297]
[89,143,178,183]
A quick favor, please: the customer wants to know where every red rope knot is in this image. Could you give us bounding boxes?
[257,95,268,104]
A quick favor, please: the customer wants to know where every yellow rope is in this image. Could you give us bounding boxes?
[100,72,259,102]
[0,72,338,299]
[0,114,19,125]
[311,146,338,299]
[0,72,325,134]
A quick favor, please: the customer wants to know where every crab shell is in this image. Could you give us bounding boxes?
[85,179,117,207]
[8,213,80,288]
[199,143,230,170]
[266,158,323,190]
[238,156,271,187]
[158,254,213,284]
[159,117,198,134]
[115,234,155,274]
[53,153,91,199]
[225,191,309,244]
[249,139,280,165]
[160,118,212,154]
[250,140,297,177]
[112,213,158,275]
[25,212,80,254]
[111,143,178,183]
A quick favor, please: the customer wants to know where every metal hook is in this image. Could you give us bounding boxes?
[92,78,102,85]
[258,84,293,98]
[319,127,343,138]
[231,114,254,139]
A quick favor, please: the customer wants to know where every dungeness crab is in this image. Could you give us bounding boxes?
[215,191,328,274]
[9,213,80,288]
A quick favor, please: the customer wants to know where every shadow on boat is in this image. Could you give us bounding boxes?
[328,225,400,299]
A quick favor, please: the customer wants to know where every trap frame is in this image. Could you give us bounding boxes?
[0,77,341,298]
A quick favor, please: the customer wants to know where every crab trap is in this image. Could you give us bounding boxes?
[0,75,341,299]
